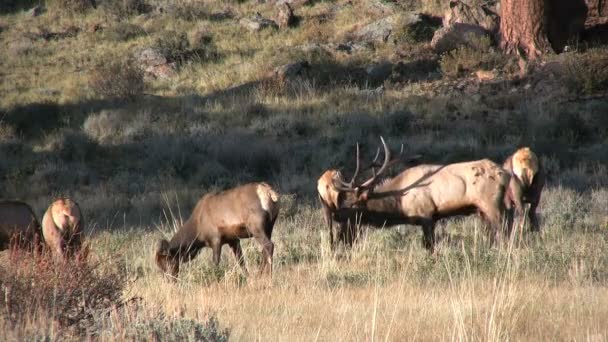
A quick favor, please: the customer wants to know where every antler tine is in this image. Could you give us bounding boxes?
[331,142,361,192]
[348,143,361,186]
[360,136,391,188]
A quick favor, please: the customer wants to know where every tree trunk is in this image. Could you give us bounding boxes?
[500,0,588,60]
[499,0,551,60]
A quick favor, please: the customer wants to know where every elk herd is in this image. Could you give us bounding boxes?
[1,138,545,279]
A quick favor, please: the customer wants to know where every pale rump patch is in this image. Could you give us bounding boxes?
[257,183,280,219]
[317,170,341,209]
[50,198,81,233]
[512,147,539,187]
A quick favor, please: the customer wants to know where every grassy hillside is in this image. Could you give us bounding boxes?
[1,0,607,340]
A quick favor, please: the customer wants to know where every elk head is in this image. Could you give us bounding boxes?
[155,239,179,279]
[332,137,404,209]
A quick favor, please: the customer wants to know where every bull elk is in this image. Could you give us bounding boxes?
[0,200,42,251]
[155,182,280,279]
[503,147,545,233]
[319,137,511,252]
[41,198,85,260]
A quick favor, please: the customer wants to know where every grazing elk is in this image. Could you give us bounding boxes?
[156,182,280,279]
[41,198,85,260]
[322,137,511,253]
[0,200,42,252]
[503,147,545,233]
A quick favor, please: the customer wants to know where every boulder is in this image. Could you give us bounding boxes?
[273,0,311,8]
[365,0,396,16]
[353,16,397,43]
[430,23,488,54]
[443,0,499,32]
[136,48,167,67]
[135,48,176,79]
[365,62,393,84]
[273,61,310,81]
[240,13,278,32]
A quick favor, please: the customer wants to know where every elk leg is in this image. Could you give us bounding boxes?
[319,195,335,250]
[210,241,222,267]
[254,234,274,276]
[228,240,248,274]
[484,209,503,247]
[528,193,542,232]
[422,220,436,254]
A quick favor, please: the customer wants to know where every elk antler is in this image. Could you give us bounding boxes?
[359,136,392,189]
[333,143,361,191]
[333,137,405,192]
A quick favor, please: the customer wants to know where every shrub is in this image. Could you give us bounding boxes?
[153,30,216,65]
[564,48,608,94]
[47,0,94,15]
[89,57,144,99]
[439,35,505,78]
[44,129,99,162]
[0,121,17,143]
[165,1,210,21]
[394,14,441,44]
[103,22,146,42]
[83,109,127,144]
[101,0,149,20]
[127,316,229,341]
[0,248,125,335]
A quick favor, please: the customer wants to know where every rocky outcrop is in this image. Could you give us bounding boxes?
[240,13,278,32]
[443,0,499,33]
[431,23,488,53]
[353,16,397,43]
[135,48,176,79]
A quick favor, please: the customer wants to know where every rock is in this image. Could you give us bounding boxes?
[273,0,311,8]
[27,5,45,17]
[365,62,393,84]
[586,0,608,23]
[276,3,296,29]
[443,0,499,32]
[273,61,310,81]
[240,13,278,32]
[365,0,396,16]
[353,16,397,43]
[333,41,372,54]
[136,48,167,66]
[430,23,488,54]
[475,70,496,82]
[135,48,176,79]
[150,63,177,79]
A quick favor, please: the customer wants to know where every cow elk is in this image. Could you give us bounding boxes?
[0,200,43,252]
[503,147,545,233]
[320,137,511,253]
[41,198,85,260]
[155,182,280,279]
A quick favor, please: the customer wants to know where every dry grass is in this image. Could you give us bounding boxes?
[1,0,608,340]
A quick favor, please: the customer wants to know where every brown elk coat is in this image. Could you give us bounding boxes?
[41,198,84,259]
[320,139,510,252]
[0,200,42,251]
[156,182,280,278]
[503,147,545,232]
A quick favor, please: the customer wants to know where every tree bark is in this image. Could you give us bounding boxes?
[499,0,551,60]
[500,0,588,60]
